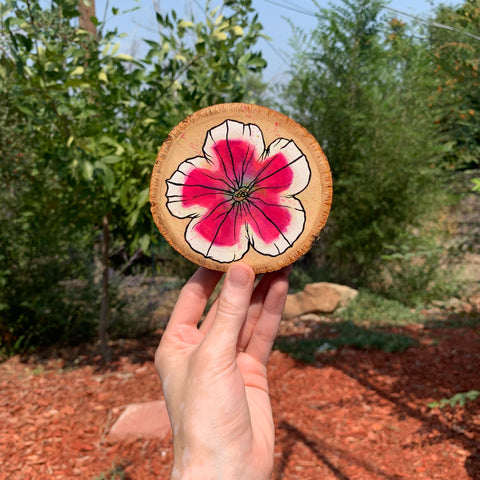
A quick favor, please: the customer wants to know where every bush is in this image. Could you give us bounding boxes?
[275,321,417,363]
[282,0,447,287]
[339,289,422,325]
[375,240,460,306]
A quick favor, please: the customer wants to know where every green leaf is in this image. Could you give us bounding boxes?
[111,43,120,56]
[128,209,139,228]
[81,160,94,181]
[71,66,84,76]
[95,163,115,192]
[98,136,119,147]
[212,30,228,41]
[472,178,480,193]
[101,155,123,164]
[231,25,244,36]
[98,71,108,83]
[247,57,266,68]
[138,233,150,252]
[115,53,134,62]
[178,20,194,28]
[136,187,150,208]
[141,118,157,127]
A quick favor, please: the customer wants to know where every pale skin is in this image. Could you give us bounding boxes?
[155,263,291,480]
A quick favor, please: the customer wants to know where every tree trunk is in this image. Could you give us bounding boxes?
[78,1,109,360]
[78,0,97,37]
[99,214,111,362]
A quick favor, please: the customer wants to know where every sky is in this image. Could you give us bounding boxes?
[94,0,455,81]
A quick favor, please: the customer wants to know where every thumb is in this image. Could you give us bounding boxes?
[204,263,255,355]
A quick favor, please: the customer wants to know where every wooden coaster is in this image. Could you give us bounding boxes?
[150,103,332,273]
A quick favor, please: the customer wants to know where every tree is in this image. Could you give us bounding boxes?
[0,0,267,357]
[428,0,480,173]
[78,0,96,36]
[282,0,445,288]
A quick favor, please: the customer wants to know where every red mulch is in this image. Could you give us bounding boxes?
[1,314,479,480]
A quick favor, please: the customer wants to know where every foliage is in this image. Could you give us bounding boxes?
[375,232,461,306]
[428,389,480,409]
[429,0,480,172]
[275,321,417,363]
[0,91,98,354]
[0,0,267,354]
[282,0,446,286]
[93,461,127,480]
[338,289,422,325]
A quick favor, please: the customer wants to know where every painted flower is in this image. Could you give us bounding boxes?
[166,119,310,263]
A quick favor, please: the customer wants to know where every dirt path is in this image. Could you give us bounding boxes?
[1,313,479,480]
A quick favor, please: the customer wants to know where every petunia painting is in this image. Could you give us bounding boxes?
[165,119,311,263]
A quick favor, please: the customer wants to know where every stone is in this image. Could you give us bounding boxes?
[284,282,358,317]
[108,400,171,441]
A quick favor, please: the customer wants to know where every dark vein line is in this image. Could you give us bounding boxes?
[248,153,278,189]
[205,204,236,257]
[250,184,292,194]
[243,202,266,241]
[168,191,231,203]
[200,170,235,190]
[209,130,231,185]
[246,199,292,246]
[226,122,240,186]
[240,124,256,186]
[247,139,294,186]
[240,143,251,186]
[212,133,237,190]
[248,196,298,211]
[233,203,240,243]
[255,154,304,186]
[167,181,229,194]
[199,199,234,224]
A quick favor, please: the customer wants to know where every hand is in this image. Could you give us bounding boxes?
[155,263,290,480]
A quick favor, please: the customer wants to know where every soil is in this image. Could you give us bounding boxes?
[1,297,479,480]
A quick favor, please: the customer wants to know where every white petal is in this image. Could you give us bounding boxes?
[185,215,250,263]
[248,197,306,257]
[203,119,265,165]
[260,138,311,195]
[165,156,224,218]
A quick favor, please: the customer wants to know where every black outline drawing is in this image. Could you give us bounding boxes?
[165,119,311,263]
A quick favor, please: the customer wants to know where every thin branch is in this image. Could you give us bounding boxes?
[384,6,480,43]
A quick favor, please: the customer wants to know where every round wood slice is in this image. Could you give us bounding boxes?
[150,103,332,273]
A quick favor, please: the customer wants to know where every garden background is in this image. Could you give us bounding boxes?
[0,0,479,478]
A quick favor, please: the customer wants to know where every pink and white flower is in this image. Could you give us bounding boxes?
[166,119,310,263]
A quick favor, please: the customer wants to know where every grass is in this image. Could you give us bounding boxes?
[275,290,421,363]
[274,321,417,363]
[338,289,422,326]
[428,390,480,409]
[93,462,127,480]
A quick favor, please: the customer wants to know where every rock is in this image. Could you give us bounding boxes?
[284,282,358,317]
[108,400,170,441]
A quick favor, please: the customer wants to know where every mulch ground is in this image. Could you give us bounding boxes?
[1,310,479,480]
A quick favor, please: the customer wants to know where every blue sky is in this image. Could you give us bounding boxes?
[96,0,454,81]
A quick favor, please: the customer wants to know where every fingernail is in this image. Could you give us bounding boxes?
[228,264,251,288]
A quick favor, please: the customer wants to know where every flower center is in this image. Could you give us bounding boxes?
[232,186,250,202]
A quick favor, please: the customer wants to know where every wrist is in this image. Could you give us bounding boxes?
[172,465,243,480]
[172,461,271,480]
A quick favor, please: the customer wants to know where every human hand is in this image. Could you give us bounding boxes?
[155,263,290,480]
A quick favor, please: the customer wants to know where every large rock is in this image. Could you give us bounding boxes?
[108,400,171,441]
[284,282,358,317]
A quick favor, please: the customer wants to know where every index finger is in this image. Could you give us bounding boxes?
[166,267,223,332]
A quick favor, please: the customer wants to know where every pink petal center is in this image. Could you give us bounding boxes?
[180,139,296,247]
